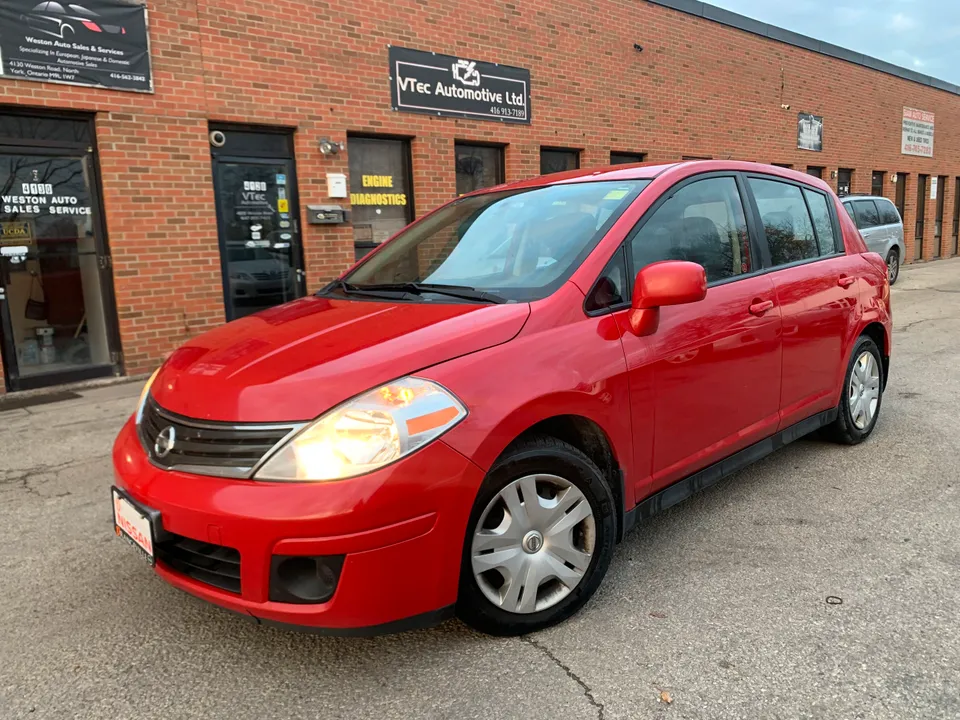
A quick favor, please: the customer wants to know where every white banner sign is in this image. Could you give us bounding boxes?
[902,107,935,157]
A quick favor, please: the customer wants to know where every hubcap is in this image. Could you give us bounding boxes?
[471,474,596,615]
[888,252,899,283]
[849,351,881,430]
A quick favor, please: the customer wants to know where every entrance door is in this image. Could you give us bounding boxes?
[916,175,928,260]
[933,175,947,258]
[210,126,305,321]
[952,178,960,257]
[837,168,852,197]
[0,139,120,391]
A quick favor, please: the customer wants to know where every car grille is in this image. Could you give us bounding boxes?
[252,270,289,281]
[138,395,302,479]
[155,534,241,594]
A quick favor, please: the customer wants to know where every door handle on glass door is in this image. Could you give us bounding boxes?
[838,275,856,288]
[749,299,774,316]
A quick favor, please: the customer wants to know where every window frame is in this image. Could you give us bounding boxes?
[583,171,766,317]
[454,141,506,195]
[539,146,581,175]
[741,171,846,273]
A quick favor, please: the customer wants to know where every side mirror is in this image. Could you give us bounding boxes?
[628,260,707,336]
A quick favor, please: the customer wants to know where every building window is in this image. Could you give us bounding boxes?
[807,166,824,179]
[772,163,793,169]
[347,136,414,261]
[455,143,504,196]
[872,171,885,197]
[610,151,646,165]
[681,155,712,161]
[837,168,853,196]
[540,148,579,175]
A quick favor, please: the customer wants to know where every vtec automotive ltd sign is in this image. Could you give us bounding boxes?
[389,46,530,124]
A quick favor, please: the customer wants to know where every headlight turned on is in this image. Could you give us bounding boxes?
[254,377,467,482]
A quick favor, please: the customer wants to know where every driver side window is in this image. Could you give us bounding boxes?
[629,177,752,283]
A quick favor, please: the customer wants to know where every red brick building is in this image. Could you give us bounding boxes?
[0,0,957,393]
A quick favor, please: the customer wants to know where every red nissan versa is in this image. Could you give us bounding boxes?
[112,161,891,636]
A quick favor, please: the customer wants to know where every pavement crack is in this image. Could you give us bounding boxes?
[522,636,605,720]
[896,316,947,333]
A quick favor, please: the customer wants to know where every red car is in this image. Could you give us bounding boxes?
[112,161,891,636]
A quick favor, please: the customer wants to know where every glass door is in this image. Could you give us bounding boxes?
[212,158,304,320]
[0,151,117,390]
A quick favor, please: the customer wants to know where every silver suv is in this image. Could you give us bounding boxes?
[841,195,905,284]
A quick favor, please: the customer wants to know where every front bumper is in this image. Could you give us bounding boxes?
[112,417,485,632]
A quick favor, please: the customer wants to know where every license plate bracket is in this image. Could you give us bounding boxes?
[111,486,161,566]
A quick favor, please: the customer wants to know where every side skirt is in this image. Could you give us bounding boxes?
[620,408,838,535]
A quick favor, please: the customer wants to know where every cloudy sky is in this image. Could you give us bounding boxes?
[707,0,960,84]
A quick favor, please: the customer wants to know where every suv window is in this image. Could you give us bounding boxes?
[803,189,841,255]
[878,199,901,225]
[748,178,818,265]
[842,202,855,222]
[630,177,751,283]
[852,200,881,229]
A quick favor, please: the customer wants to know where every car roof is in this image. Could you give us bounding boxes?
[477,160,835,195]
[840,194,891,202]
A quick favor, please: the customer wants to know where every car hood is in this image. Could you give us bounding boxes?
[150,296,530,422]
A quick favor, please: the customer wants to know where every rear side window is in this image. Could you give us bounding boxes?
[852,200,881,229]
[842,202,856,221]
[878,200,901,225]
[629,177,752,283]
[803,189,841,255]
[748,178,818,265]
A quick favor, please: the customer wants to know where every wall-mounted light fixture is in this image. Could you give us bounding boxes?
[319,138,344,155]
[892,174,899,184]
[830,170,837,179]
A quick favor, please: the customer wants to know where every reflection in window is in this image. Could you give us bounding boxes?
[455,144,504,196]
[630,177,751,283]
[748,178,819,265]
[803,189,840,255]
[852,199,881,230]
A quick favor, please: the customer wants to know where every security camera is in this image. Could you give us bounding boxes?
[209,130,226,148]
[781,104,791,110]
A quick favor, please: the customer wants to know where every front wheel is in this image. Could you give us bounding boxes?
[456,436,616,636]
[886,248,900,285]
[824,336,883,445]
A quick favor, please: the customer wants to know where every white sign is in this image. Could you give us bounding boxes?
[902,107,935,157]
[931,176,938,200]
[327,173,348,199]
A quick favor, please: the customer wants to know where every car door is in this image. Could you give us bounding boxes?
[615,174,783,497]
[745,176,861,429]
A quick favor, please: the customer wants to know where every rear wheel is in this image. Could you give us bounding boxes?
[886,248,900,285]
[824,336,883,445]
[456,436,616,636]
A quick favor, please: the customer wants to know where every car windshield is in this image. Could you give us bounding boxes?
[340,180,650,302]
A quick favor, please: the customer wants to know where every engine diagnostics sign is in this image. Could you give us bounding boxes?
[0,0,152,93]
[389,45,530,124]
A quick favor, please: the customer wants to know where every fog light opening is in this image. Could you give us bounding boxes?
[269,554,345,604]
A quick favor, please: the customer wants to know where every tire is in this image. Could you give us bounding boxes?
[886,248,900,285]
[824,336,884,445]
[456,436,616,636]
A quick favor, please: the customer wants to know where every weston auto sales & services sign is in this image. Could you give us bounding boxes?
[389,46,530,124]
[0,0,152,92]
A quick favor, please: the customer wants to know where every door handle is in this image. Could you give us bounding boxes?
[749,299,774,316]
[838,275,856,288]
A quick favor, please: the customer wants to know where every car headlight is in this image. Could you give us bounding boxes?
[253,377,467,482]
[135,367,161,423]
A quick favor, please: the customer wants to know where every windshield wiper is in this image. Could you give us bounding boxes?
[321,279,417,300]
[358,282,508,304]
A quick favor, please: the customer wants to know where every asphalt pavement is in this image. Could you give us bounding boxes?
[1,258,959,720]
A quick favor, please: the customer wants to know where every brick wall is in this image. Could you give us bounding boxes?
[1,0,958,386]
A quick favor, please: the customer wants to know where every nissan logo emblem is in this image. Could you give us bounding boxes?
[154,426,176,458]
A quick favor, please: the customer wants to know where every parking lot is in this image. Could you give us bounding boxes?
[1,258,958,720]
